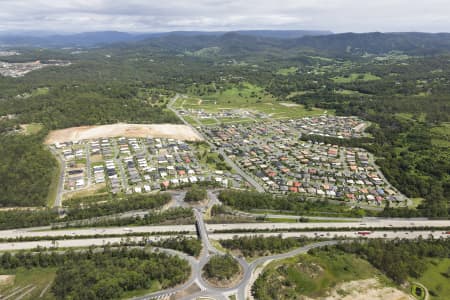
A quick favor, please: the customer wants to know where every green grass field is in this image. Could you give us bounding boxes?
[217,117,256,124]
[253,251,392,299]
[32,87,50,96]
[430,123,450,148]
[276,67,298,75]
[332,73,381,83]
[0,266,168,300]
[121,281,162,299]
[306,55,334,62]
[21,123,44,135]
[176,83,329,121]
[192,142,231,171]
[0,267,57,300]
[199,118,219,125]
[286,91,310,99]
[414,258,450,300]
[335,89,367,96]
[182,115,201,126]
[411,283,426,300]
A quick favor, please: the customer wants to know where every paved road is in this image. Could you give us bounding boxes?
[168,94,265,193]
[209,230,449,240]
[130,247,201,300]
[217,148,265,192]
[367,152,410,206]
[247,212,362,222]
[129,209,449,300]
[48,146,66,208]
[111,138,128,192]
[0,236,192,251]
[0,231,446,252]
[237,240,339,300]
[1,218,448,240]
[207,219,450,232]
[411,282,429,300]
[0,224,196,239]
[85,143,92,186]
[1,184,448,300]
[0,209,448,300]
[207,190,221,210]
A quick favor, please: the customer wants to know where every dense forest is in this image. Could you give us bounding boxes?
[332,239,450,284]
[59,207,195,228]
[0,193,172,230]
[0,247,190,299]
[0,131,56,207]
[151,236,202,256]
[202,254,240,282]
[184,185,207,202]
[218,190,371,217]
[63,193,171,220]
[219,235,313,257]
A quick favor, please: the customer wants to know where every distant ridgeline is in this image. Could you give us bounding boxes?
[1,31,450,56]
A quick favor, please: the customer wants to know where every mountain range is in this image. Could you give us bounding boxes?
[1,30,450,56]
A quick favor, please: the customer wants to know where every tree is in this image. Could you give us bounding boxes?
[184,185,207,202]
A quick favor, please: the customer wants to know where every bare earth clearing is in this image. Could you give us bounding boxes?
[279,102,301,107]
[0,275,15,286]
[45,123,203,144]
[305,278,413,300]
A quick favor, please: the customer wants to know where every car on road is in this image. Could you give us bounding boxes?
[357,231,371,236]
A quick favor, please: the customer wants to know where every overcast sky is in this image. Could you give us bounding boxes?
[1,0,450,33]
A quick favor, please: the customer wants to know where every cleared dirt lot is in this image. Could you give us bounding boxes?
[45,123,203,144]
[0,275,14,286]
[279,102,300,107]
[322,278,413,300]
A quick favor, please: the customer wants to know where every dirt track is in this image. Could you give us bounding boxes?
[45,123,203,144]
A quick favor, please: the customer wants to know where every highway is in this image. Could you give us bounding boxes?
[0,231,446,252]
[0,218,448,240]
[1,187,449,300]
[207,219,450,232]
[1,195,447,300]
[0,236,189,251]
[0,224,196,239]
[247,212,362,221]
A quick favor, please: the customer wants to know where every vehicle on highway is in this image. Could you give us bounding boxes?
[357,231,372,236]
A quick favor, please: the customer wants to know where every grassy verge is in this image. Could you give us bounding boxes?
[332,73,381,83]
[0,267,57,300]
[46,159,61,208]
[411,283,426,300]
[20,123,44,135]
[276,67,298,75]
[414,258,450,300]
[121,281,162,299]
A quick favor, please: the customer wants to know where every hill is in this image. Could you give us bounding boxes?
[0,30,330,48]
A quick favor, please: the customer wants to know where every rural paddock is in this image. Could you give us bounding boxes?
[45,123,204,144]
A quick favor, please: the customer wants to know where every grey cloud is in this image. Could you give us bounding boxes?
[1,0,450,33]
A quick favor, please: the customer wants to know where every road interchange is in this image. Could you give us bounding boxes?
[0,205,448,300]
[1,183,449,299]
